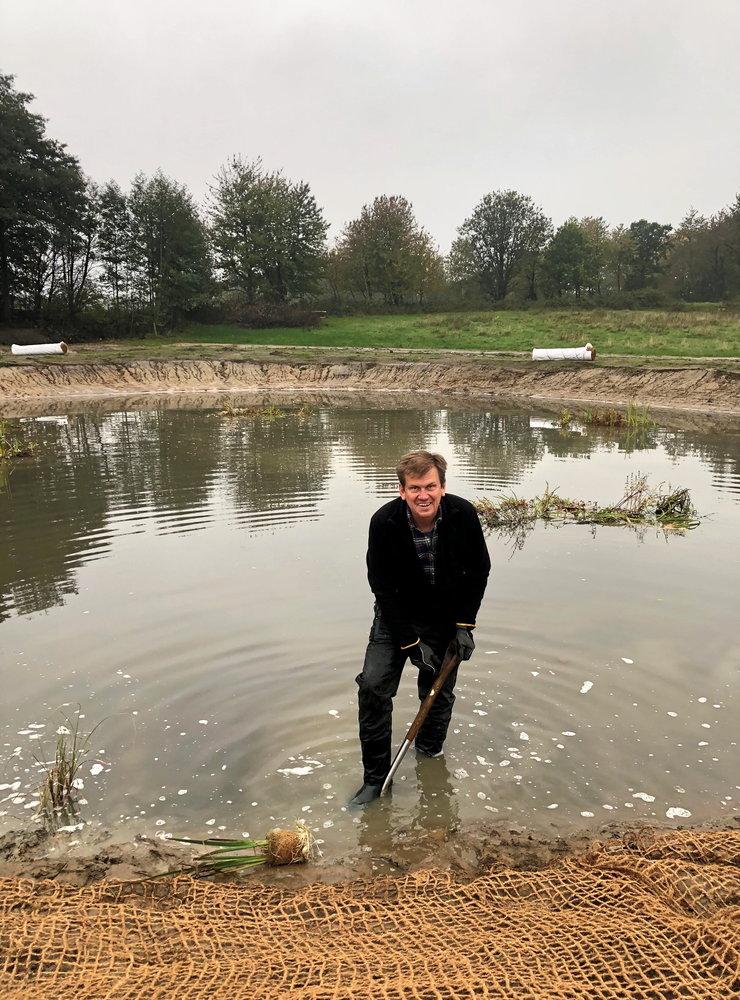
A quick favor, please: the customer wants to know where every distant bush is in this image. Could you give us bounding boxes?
[40,303,152,342]
[222,301,325,329]
[590,289,676,310]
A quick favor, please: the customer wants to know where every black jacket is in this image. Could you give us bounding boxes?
[366,493,491,646]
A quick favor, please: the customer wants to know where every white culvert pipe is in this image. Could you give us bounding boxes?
[532,343,595,361]
[11,342,68,356]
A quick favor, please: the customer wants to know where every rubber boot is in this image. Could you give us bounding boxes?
[348,782,384,806]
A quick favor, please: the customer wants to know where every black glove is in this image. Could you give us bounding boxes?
[405,639,441,676]
[453,626,475,661]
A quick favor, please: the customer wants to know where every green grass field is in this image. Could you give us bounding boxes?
[179,309,740,358]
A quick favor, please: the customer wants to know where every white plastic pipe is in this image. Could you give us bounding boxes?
[532,343,595,361]
[11,342,68,356]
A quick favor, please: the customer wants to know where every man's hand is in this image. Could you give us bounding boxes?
[453,626,475,661]
[404,639,441,675]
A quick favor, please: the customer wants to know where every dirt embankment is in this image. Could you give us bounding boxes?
[1,357,739,415]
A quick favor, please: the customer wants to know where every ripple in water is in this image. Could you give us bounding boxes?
[0,403,738,857]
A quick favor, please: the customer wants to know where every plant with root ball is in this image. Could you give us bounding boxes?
[172,822,314,875]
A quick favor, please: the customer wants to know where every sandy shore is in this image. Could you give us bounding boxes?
[2,350,739,419]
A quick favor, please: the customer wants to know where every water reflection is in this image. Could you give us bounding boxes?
[357,756,461,868]
[1,402,739,620]
[1,419,109,618]
[661,431,740,497]
[223,410,334,529]
[333,408,442,488]
[447,411,544,488]
[0,398,738,850]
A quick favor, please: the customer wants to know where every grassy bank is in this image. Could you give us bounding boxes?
[178,309,740,358]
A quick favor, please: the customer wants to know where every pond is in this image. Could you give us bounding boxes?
[1,396,738,868]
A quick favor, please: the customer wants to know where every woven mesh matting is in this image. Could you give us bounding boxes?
[1,828,739,998]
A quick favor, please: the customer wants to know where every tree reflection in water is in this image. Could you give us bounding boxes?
[1,404,737,619]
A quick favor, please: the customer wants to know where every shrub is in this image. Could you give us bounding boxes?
[222,300,324,329]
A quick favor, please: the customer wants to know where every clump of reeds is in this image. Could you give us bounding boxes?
[219,401,289,419]
[557,409,573,429]
[474,473,699,550]
[219,400,249,417]
[34,711,102,828]
[256,405,288,419]
[559,404,656,430]
[0,420,36,460]
[171,822,314,875]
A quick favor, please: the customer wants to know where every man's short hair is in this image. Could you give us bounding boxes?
[396,451,447,487]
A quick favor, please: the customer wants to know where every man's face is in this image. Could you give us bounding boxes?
[399,467,445,527]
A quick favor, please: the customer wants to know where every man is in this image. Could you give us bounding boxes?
[351,450,491,805]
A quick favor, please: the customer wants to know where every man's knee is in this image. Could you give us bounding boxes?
[358,636,402,700]
[356,667,393,703]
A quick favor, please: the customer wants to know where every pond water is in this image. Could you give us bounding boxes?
[1,396,738,865]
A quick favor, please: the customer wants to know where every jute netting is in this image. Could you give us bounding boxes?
[1,829,739,999]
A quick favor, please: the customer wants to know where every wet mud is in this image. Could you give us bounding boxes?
[1,817,736,889]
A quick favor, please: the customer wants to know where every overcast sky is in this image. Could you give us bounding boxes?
[4,0,739,250]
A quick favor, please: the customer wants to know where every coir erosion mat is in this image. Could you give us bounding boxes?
[1,828,739,999]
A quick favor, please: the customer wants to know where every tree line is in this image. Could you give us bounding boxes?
[2,73,740,339]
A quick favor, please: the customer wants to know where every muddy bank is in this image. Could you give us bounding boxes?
[1,356,739,416]
[1,819,736,888]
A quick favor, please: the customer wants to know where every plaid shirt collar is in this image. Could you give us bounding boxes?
[406,505,441,584]
[405,504,442,532]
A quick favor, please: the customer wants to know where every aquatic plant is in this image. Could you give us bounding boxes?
[0,420,37,460]
[255,405,289,419]
[115,823,316,884]
[558,404,656,430]
[172,823,314,874]
[219,401,289,419]
[219,400,250,417]
[219,401,312,420]
[474,473,699,550]
[34,711,103,828]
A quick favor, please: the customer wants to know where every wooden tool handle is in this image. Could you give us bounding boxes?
[381,643,462,795]
[404,646,461,746]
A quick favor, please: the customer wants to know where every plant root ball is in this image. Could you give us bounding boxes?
[266,826,311,866]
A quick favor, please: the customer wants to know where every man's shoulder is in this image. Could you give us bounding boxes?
[370,496,405,527]
[442,493,477,517]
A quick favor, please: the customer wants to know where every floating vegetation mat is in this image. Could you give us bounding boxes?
[474,473,700,550]
[1,828,739,998]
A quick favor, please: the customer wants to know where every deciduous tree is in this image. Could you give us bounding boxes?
[333,195,442,306]
[543,219,588,298]
[449,190,551,301]
[128,171,211,331]
[626,219,672,289]
[97,180,132,309]
[0,74,86,322]
[606,225,633,294]
[209,157,327,303]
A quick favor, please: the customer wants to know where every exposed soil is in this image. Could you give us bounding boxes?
[1,352,739,419]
